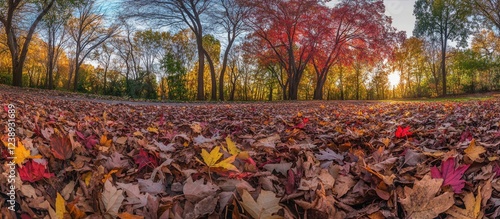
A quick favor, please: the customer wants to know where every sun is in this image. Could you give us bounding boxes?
[388,71,400,87]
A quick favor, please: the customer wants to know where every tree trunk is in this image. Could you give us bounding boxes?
[441,40,447,96]
[73,51,81,91]
[196,36,205,100]
[218,40,234,101]
[339,65,344,100]
[12,61,23,87]
[268,83,273,101]
[203,49,217,101]
[229,82,236,101]
[313,79,324,100]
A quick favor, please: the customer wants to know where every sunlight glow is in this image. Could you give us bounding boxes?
[388,71,400,87]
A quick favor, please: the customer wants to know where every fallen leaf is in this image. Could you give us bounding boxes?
[133,149,158,171]
[51,134,73,160]
[431,157,470,193]
[464,139,485,162]
[263,163,292,176]
[240,189,282,219]
[18,160,54,182]
[13,141,41,165]
[118,212,144,219]
[147,126,158,134]
[316,148,344,167]
[100,135,112,147]
[183,177,219,202]
[137,179,166,195]
[115,136,128,145]
[190,122,202,133]
[399,175,454,219]
[200,146,239,172]
[56,192,67,219]
[446,189,483,219]
[102,180,125,217]
[116,182,148,209]
[395,126,412,138]
[226,136,240,156]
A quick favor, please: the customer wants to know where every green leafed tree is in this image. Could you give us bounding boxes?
[413,0,472,96]
[161,53,188,100]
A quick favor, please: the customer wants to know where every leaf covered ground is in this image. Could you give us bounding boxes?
[1,86,500,219]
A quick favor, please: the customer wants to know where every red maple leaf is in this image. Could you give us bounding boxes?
[76,131,98,149]
[430,157,469,193]
[293,118,309,129]
[133,149,158,171]
[395,126,412,138]
[19,160,54,183]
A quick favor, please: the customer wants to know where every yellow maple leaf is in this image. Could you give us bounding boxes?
[226,137,240,156]
[100,135,112,147]
[464,139,485,162]
[147,127,159,134]
[225,137,250,160]
[56,192,67,219]
[201,146,239,172]
[14,141,42,165]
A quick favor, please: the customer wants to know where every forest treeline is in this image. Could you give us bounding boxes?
[0,0,499,101]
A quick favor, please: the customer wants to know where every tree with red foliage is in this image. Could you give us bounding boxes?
[311,0,402,100]
[243,0,324,100]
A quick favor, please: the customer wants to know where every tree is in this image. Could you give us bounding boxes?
[413,0,472,96]
[123,0,213,100]
[311,0,400,100]
[91,43,113,94]
[161,52,188,100]
[214,0,248,100]
[41,0,72,89]
[244,0,322,100]
[202,34,220,100]
[67,0,117,91]
[468,0,500,31]
[0,0,56,87]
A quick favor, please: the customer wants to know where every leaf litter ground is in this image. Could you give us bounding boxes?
[0,86,499,218]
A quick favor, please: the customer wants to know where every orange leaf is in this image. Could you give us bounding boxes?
[118,212,144,219]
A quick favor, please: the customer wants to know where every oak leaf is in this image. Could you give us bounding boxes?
[431,157,470,193]
[399,175,454,219]
[240,189,282,219]
[18,160,54,182]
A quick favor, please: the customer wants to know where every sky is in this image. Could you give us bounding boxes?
[383,0,417,36]
[327,0,417,37]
